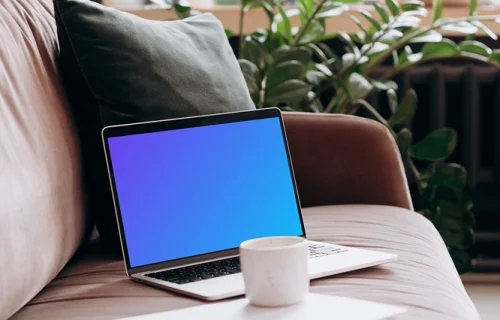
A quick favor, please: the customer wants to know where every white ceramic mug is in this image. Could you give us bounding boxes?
[239,236,309,307]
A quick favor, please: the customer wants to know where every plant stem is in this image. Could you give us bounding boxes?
[291,0,328,47]
[238,3,245,59]
[353,99,391,130]
[324,89,345,113]
[333,81,352,112]
[408,159,423,194]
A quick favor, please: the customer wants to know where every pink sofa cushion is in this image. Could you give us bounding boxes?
[0,0,87,318]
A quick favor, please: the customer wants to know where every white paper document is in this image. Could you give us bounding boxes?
[118,293,407,320]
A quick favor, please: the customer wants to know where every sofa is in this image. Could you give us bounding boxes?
[1,0,479,319]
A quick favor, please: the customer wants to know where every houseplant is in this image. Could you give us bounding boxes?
[166,0,499,273]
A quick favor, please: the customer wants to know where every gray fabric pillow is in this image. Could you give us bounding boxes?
[54,0,254,252]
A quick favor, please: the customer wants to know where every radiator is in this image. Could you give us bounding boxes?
[371,62,500,270]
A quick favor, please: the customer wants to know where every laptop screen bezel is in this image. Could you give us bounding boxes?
[101,108,307,275]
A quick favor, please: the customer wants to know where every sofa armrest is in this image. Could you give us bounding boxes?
[282,112,413,210]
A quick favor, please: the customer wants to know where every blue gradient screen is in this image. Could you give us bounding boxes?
[107,117,303,268]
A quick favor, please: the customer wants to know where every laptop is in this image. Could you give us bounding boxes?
[102,108,397,301]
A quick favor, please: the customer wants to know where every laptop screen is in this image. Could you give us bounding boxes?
[106,116,304,268]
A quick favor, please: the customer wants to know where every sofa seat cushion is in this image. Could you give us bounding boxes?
[12,205,478,319]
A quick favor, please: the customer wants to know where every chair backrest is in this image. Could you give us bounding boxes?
[0,1,87,318]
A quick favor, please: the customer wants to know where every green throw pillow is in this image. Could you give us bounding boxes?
[54,0,254,253]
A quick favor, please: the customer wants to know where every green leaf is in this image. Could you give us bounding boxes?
[469,0,477,16]
[242,0,251,9]
[282,8,301,19]
[432,0,443,22]
[401,0,425,11]
[308,44,338,72]
[441,21,478,34]
[272,46,312,65]
[398,46,422,66]
[273,5,293,41]
[238,59,261,103]
[316,2,349,18]
[173,2,191,17]
[350,15,368,35]
[266,60,305,88]
[410,30,443,43]
[342,53,355,68]
[309,99,324,113]
[385,0,400,16]
[342,52,368,68]
[411,128,458,161]
[439,200,476,236]
[297,19,325,44]
[440,228,475,250]
[336,32,356,50]
[472,21,498,40]
[348,73,373,101]
[315,63,333,77]
[257,1,274,22]
[461,191,473,211]
[318,43,340,61]
[449,247,473,274]
[401,8,428,16]
[306,91,324,113]
[393,15,421,28]
[242,37,268,69]
[251,29,268,44]
[377,29,404,44]
[421,39,458,58]
[388,89,417,126]
[351,32,366,44]
[306,70,327,86]
[224,29,233,38]
[359,10,381,30]
[386,88,398,113]
[372,80,397,91]
[335,0,365,3]
[440,200,476,239]
[396,128,412,162]
[373,2,389,24]
[408,52,423,63]
[398,45,422,67]
[243,0,252,12]
[361,42,389,55]
[239,59,261,84]
[458,40,492,57]
[392,49,399,67]
[296,10,307,25]
[298,0,314,18]
[428,163,467,189]
[489,49,500,63]
[265,80,312,104]
[315,32,343,43]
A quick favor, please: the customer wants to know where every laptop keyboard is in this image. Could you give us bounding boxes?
[146,257,241,285]
[145,244,347,285]
[308,244,348,258]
